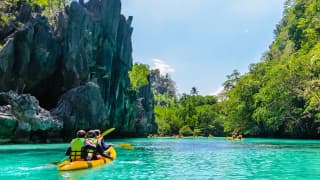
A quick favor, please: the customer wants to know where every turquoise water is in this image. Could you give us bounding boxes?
[1,138,320,179]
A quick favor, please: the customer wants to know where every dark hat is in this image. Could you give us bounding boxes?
[76,130,86,138]
[94,129,101,136]
[87,130,96,138]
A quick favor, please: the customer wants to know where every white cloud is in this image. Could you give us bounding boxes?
[152,59,175,76]
[210,86,224,96]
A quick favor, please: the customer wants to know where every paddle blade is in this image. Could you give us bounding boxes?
[50,161,60,165]
[118,144,134,150]
[100,128,116,138]
[49,156,68,165]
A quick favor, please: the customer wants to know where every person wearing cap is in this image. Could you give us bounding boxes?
[84,130,99,160]
[94,129,113,160]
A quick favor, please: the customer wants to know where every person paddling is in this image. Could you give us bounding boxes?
[65,130,86,161]
[94,129,113,160]
[84,130,99,160]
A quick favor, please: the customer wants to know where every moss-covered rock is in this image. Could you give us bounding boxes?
[0,91,62,143]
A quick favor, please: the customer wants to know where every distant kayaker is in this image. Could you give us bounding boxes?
[232,128,243,139]
[94,129,113,160]
[65,129,87,161]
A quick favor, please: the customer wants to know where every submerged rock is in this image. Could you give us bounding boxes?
[0,91,62,143]
[0,109,17,142]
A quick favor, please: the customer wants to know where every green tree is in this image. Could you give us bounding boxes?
[179,125,193,136]
[128,63,151,91]
[220,0,320,138]
[223,69,240,91]
[190,86,199,95]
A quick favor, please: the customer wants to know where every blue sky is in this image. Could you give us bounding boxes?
[121,0,286,95]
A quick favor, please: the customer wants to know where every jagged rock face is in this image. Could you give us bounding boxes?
[58,1,132,90]
[0,14,60,103]
[0,0,156,142]
[51,82,107,140]
[57,0,139,137]
[136,79,157,136]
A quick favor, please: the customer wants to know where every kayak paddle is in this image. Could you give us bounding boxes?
[113,143,134,150]
[50,156,69,165]
[98,128,116,138]
[98,128,134,150]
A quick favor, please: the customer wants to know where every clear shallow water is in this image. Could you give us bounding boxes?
[1,138,320,179]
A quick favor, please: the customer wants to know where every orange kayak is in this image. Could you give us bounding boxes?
[57,147,116,171]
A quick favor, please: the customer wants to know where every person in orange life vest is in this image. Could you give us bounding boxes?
[94,129,113,160]
[65,130,87,161]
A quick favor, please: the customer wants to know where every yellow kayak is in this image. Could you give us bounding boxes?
[227,137,244,140]
[57,147,116,171]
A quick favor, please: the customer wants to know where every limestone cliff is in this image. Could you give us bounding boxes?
[0,0,156,143]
